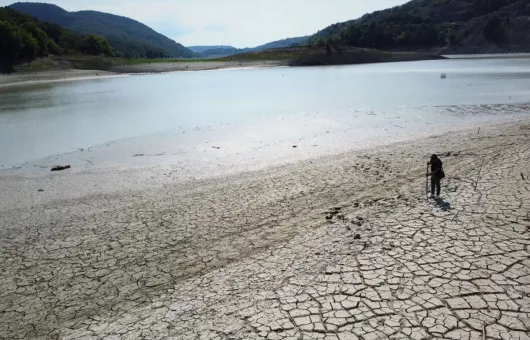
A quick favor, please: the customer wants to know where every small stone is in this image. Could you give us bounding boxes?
[38,189,44,192]
[354,234,361,240]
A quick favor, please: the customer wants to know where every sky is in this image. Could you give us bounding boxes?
[2,0,410,48]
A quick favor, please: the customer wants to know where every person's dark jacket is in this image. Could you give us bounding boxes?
[431,158,443,179]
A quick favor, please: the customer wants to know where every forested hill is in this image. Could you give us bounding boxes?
[9,2,196,58]
[310,0,529,53]
[0,7,113,72]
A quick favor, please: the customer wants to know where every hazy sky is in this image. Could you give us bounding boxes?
[2,0,410,47]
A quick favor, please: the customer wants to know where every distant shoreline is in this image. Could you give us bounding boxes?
[4,50,525,88]
[443,53,530,59]
[0,46,450,87]
[107,60,288,74]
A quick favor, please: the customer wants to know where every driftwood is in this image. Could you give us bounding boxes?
[51,165,71,172]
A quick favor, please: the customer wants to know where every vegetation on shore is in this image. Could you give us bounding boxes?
[9,46,443,75]
[285,46,444,66]
[229,46,444,67]
[9,2,196,58]
[310,0,529,53]
[0,7,113,72]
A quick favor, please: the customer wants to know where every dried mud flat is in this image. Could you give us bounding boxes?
[0,120,529,340]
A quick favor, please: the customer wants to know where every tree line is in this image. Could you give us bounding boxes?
[0,7,113,72]
[310,19,447,50]
[107,38,173,59]
[309,0,525,50]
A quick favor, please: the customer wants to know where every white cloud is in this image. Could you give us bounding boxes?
[2,0,409,47]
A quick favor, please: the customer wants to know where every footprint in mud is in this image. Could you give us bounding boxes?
[325,207,342,220]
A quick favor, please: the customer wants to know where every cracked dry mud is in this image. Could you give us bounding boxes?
[1,121,529,340]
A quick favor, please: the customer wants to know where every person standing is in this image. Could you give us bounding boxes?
[427,154,444,198]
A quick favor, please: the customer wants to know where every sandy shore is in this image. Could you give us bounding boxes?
[0,60,287,87]
[108,60,288,74]
[0,120,529,339]
[0,69,124,87]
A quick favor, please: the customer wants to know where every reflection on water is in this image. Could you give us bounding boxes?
[1,57,530,168]
[0,83,56,112]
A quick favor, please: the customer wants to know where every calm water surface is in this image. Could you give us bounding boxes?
[1,57,530,169]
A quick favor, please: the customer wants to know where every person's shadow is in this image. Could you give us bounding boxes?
[435,198,452,211]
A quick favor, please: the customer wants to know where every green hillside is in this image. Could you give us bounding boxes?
[310,0,529,53]
[9,2,196,58]
[0,7,113,72]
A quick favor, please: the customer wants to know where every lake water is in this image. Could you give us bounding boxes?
[1,56,530,172]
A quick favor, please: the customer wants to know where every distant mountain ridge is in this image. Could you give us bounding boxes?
[187,45,236,54]
[189,36,311,58]
[252,36,310,51]
[9,2,195,58]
